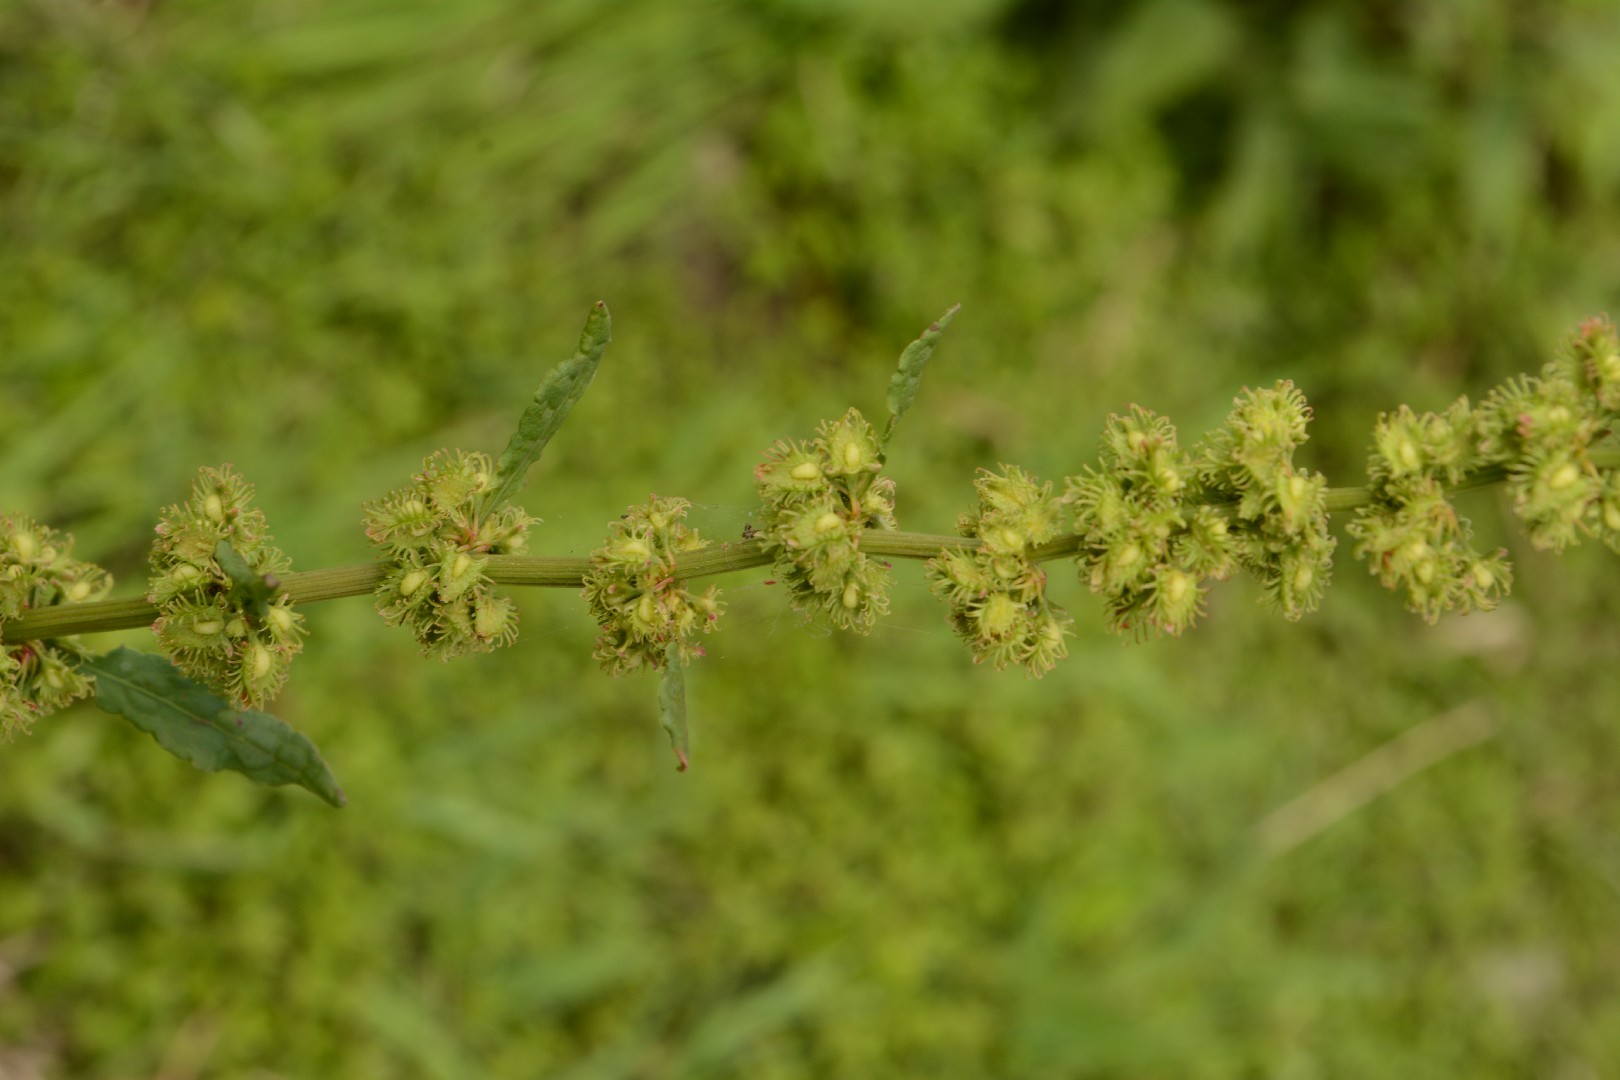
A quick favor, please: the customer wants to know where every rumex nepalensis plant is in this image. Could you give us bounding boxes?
[3,304,1619,805]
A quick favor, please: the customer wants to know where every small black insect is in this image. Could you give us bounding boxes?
[740,522,759,541]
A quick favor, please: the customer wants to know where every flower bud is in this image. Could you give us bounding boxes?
[819,409,882,477]
[399,569,428,597]
[471,593,518,646]
[437,550,487,602]
[1148,567,1204,636]
[1273,470,1324,535]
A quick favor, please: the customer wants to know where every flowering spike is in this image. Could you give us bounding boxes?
[6,310,1620,788]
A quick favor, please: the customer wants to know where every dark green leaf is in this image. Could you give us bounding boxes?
[483,301,611,513]
[83,647,345,807]
[883,304,960,446]
[658,643,689,772]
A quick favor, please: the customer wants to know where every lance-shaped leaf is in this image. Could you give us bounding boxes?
[482,301,612,513]
[659,643,690,772]
[82,647,345,807]
[883,304,960,446]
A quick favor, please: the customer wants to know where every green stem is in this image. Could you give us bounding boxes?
[0,456,1600,644]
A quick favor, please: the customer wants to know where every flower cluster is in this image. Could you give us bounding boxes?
[1195,382,1337,620]
[1347,402,1511,621]
[0,517,114,738]
[364,449,534,660]
[1067,385,1335,638]
[753,408,897,631]
[926,466,1071,674]
[149,466,305,707]
[1068,405,1208,638]
[582,496,721,675]
[2,311,1615,785]
[1348,316,1620,620]
[1478,316,1620,551]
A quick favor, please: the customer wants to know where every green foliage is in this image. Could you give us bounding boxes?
[212,540,280,621]
[484,301,612,514]
[5,1,1620,1077]
[658,642,691,772]
[83,647,343,808]
[884,303,960,446]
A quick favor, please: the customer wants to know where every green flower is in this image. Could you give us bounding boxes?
[754,408,897,632]
[365,450,535,659]
[582,496,722,676]
[0,517,113,739]
[1194,384,1335,621]
[1070,389,1336,635]
[928,466,1071,674]
[149,466,305,706]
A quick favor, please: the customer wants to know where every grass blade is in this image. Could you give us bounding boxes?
[883,304,960,446]
[83,647,345,807]
[483,301,612,512]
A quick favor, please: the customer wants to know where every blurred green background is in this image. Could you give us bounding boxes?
[4,0,1620,1076]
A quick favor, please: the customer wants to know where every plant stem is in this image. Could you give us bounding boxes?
[0,456,1601,644]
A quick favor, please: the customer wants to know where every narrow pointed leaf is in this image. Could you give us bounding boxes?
[82,647,345,807]
[483,301,611,512]
[658,644,689,772]
[883,304,960,445]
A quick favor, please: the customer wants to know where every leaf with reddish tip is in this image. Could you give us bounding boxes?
[883,304,960,446]
[658,643,690,772]
[83,647,345,807]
